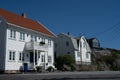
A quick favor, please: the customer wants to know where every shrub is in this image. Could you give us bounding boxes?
[47,66,54,72]
[36,66,42,72]
[55,54,75,71]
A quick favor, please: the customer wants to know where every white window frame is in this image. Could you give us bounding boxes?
[42,38,45,43]
[8,50,16,61]
[77,52,80,57]
[83,42,86,48]
[19,52,24,62]
[31,35,37,42]
[48,56,52,63]
[19,32,25,41]
[9,29,16,40]
[41,55,45,62]
[48,40,52,46]
[86,52,89,59]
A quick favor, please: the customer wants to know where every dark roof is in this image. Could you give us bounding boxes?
[0,8,55,37]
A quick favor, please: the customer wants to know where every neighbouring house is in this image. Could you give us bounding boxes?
[87,38,111,56]
[0,9,55,73]
[87,38,100,49]
[55,33,91,65]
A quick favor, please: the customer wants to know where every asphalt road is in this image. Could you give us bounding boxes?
[0,71,120,80]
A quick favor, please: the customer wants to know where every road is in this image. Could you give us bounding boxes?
[0,71,120,80]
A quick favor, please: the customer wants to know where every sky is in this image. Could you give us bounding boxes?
[0,0,120,50]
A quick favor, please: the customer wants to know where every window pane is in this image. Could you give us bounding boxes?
[66,41,69,47]
[48,56,52,63]
[10,30,16,39]
[10,30,12,38]
[19,52,22,61]
[23,33,25,40]
[9,51,12,60]
[86,52,89,59]
[13,52,15,60]
[41,55,45,62]
[77,52,80,57]
[13,31,16,38]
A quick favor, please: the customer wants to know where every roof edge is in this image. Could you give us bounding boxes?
[7,22,55,38]
[37,21,56,37]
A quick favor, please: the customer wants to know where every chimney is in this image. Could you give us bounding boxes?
[21,13,26,18]
[67,32,70,35]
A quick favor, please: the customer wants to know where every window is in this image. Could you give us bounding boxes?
[66,41,69,47]
[86,52,89,59]
[20,32,25,41]
[42,38,45,43]
[39,37,41,40]
[93,42,99,48]
[31,35,37,42]
[9,51,15,61]
[34,36,37,42]
[77,52,80,57]
[48,40,51,46]
[48,56,52,63]
[31,35,33,41]
[10,29,16,39]
[41,55,45,62]
[83,42,86,48]
[19,52,24,61]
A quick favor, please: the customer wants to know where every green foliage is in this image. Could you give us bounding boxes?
[46,66,54,72]
[55,54,75,71]
[36,66,42,72]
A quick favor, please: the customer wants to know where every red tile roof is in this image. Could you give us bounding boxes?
[0,8,55,37]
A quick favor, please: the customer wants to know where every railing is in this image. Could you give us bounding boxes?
[25,42,48,51]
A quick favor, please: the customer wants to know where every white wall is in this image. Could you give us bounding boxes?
[5,24,55,70]
[80,36,91,64]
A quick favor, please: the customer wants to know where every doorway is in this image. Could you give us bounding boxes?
[30,52,37,64]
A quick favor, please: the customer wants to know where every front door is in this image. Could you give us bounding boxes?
[30,52,37,64]
[30,52,33,63]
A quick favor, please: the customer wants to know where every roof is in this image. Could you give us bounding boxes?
[0,8,55,37]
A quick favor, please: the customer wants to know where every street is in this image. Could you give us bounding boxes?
[0,71,120,80]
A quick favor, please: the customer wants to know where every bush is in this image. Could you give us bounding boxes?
[47,66,54,72]
[36,66,42,72]
[55,54,75,71]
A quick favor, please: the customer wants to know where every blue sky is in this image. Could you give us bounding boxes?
[0,0,120,50]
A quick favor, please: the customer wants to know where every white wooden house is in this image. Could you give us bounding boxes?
[0,9,55,73]
[55,33,91,65]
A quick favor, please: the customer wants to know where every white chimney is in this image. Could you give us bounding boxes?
[21,13,26,18]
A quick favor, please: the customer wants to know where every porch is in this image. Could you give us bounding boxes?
[25,42,48,51]
[25,42,49,70]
